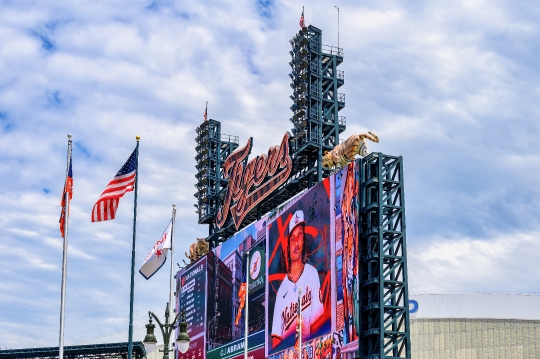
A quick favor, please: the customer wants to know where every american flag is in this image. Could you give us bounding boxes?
[299,9,305,28]
[204,102,208,121]
[59,151,73,238]
[91,148,137,222]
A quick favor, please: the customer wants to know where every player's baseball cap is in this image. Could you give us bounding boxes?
[289,210,305,234]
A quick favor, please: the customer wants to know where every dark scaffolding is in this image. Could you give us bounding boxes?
[0,342,147,359]
[359,153,411,358]
[197,25,345,248]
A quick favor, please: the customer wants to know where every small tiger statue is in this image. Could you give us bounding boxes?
[322,132,379,170]
[185,237,209,263]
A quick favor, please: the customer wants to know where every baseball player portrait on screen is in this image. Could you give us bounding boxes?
[267,180,333,356]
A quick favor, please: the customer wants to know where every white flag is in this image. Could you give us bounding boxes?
[139,220,172,279]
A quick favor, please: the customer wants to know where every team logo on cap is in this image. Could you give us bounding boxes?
[289,210,305,233]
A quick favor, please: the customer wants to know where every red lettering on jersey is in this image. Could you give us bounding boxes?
[282,287,312,331]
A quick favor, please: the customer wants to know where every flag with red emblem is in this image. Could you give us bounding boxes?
[139,220,172,279]
[59,150,73,238]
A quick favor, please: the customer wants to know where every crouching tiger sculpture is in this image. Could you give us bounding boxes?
[322,132,379,170]
[185,237,209,263]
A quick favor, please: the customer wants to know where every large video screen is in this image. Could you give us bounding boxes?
[266,177,334,358]
[177,159,362,359]
[206,217,268,359]
[334,161,360,351]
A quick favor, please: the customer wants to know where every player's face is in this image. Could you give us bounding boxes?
[289,225,305,264]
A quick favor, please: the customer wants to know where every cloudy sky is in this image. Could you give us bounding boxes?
[1,0,540,349]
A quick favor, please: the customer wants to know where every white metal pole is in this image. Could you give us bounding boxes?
[244,251,249,359]
[335,6,340,50]
[59,134,72,359]
[169,204,177,354]
[298,287,302,359]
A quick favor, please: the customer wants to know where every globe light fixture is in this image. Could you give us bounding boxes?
[144,303,190,359]
[143,317,157,354]
[176,311,190,354]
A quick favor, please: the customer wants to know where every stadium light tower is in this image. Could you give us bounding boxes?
[143,303,190,358]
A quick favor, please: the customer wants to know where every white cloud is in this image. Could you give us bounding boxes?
[1,0,540,349]
[409,231,540,295]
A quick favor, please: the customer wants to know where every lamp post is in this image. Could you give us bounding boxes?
[208,312,220,328]
[207,312,221,350]
[143,303,190,359]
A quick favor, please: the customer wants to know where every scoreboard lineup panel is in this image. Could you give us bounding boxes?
[177,161,363,359]
[177,257,208,359]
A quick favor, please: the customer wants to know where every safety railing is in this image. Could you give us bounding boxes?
[221,134,239,144]
[322,44,343,57]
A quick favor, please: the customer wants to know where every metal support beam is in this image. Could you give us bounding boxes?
[358,153,411,359]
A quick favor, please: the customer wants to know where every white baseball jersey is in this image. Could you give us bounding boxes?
[271,263,324,341]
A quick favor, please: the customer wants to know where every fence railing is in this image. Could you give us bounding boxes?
[221,134,239,144]
[322,44,343,57]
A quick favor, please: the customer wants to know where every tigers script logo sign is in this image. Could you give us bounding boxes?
[216,132,292,230]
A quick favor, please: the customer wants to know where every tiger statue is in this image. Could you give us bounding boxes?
[322,132,379,170]
[185,237,209,263]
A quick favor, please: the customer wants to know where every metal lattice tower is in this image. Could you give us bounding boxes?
[289,25,346,187]
[358,153,411,359]
[198,25,347,247]
[194,119,239,232]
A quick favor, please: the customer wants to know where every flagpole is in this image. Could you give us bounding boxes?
[334,6,340,50]
[128,136,140,359]
[298,287,302,359]
[168,204,177,354]
[244,250,249,359]
[59,134,72,359]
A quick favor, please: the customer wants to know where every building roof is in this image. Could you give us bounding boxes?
[409,294,540,320]
[0,342,146,359]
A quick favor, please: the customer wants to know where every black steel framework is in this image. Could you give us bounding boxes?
[194,119,239,232]
[289,25,346,187]
[198,25,346,248]
[358,153,411,359]
[0,342,146,359]
[190,24,412,359]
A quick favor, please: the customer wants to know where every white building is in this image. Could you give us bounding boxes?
[409,294,540,358]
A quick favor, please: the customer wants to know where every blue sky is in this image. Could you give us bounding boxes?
[1,0,540,349]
